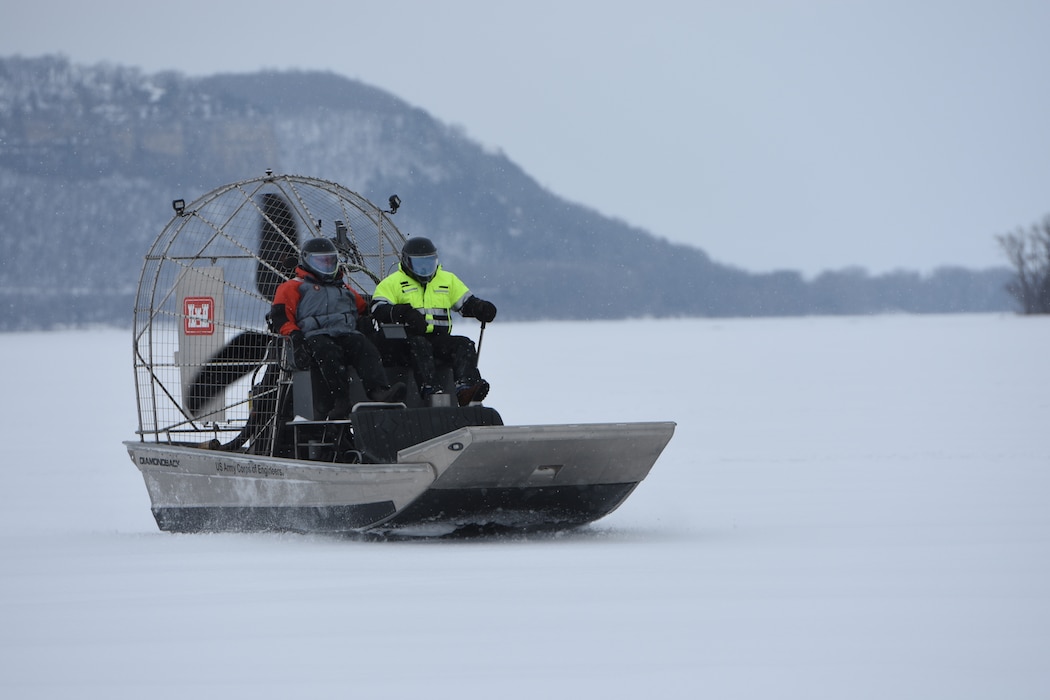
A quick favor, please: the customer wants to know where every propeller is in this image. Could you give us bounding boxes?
[256,192,300,301]
[184,330,273,415]
[218,361,284,452]
[185,192,300,417]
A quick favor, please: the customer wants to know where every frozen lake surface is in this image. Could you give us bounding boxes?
[2,313,1048,698]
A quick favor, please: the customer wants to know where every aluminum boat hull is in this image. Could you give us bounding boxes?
[126,421,675,535]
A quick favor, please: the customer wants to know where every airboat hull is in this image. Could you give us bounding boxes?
[126,421,675,535]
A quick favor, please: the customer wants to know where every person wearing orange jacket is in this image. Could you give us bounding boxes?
[271,237,405,419]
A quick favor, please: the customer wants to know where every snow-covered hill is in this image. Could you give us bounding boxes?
[0,55,1014,331]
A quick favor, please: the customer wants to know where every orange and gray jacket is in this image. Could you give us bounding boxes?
[271,267,368,338]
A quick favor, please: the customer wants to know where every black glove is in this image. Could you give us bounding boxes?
[290,330,311,369]
[474,299,497,323]
[393,304,428,335]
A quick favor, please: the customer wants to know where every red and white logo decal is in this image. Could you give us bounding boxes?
[183,297,215,335]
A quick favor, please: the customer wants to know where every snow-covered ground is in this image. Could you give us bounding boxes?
[2,313,1048,699]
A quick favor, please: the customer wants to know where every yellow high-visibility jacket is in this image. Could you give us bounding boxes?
[371,266,472,335]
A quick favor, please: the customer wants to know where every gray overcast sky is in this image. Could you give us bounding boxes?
[4,0,1049,276]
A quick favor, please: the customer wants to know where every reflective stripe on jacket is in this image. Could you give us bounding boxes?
[372,266,472,335]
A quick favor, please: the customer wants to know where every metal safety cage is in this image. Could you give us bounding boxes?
[130,172,407,448]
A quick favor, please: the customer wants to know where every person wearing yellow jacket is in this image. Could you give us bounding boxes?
[371,237,497,406]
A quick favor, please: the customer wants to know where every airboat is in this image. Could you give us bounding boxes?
[125,172,675,536]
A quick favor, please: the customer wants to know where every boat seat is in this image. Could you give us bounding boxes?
[375,323,456,408]
[291,366,368,420]
[277,334,369,421]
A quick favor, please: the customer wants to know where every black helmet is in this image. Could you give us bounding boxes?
[300,237,340,282]
[400,237,439,284]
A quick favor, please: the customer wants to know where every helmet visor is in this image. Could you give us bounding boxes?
[305,252,339,277]
[407,254,439,279]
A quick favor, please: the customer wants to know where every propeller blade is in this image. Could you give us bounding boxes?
[185,331,272,415]
[257,193,299,301]
[219,362,282,452]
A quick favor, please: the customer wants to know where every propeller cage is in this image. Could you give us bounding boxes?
[131,173,407,448]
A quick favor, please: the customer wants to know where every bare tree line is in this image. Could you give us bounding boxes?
[998,216,1050,314]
